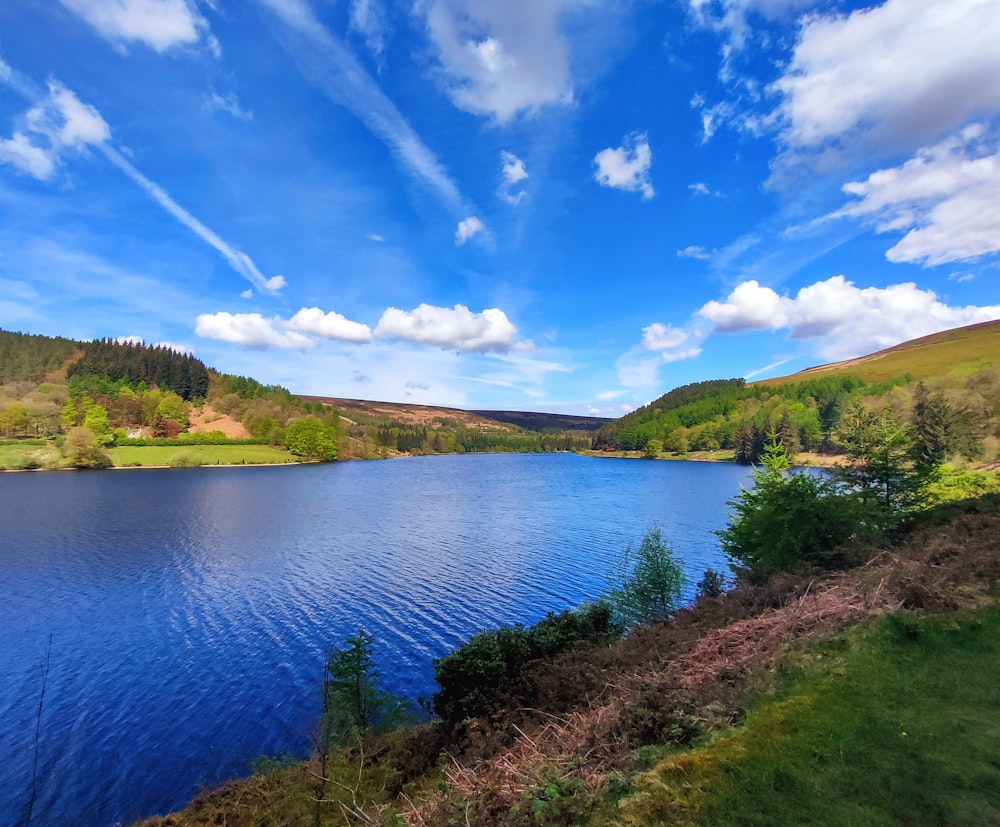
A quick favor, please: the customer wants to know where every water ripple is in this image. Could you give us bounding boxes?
[0,455,750,826]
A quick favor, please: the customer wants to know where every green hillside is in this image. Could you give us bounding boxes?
[593,320,1000,466]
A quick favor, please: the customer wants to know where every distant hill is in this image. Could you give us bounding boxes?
[300,396,609,434]
[763,319,1000,386]
[592,320,1000,463]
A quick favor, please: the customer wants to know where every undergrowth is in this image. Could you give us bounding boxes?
[620,601,1000,826]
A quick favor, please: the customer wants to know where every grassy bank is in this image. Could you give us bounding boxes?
[622,602,1000,825]
[136,499,1000,827]
[108,444,297,467]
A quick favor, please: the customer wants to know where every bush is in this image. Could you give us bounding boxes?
[696,568,728,600]
[718,467,875,580]
[433,603,620,725]
[168,450,202,468]
[605,526,684,628]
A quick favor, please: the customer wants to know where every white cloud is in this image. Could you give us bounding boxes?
[195,312,315,350]
[593,132,653,199]
[830,125,1000,265]
[420,0,579,124]
[287,306,373,342]
[771,0,1000,166]
[264,275,287,291]
[698,275,1000,360]
[688,0,815,72]
[642,322,687,352]
[204,91,253,121]
[454,215,484,245]
[102,146,285,294]
[616,323,703,389]
[59,0,213,53]
[349,0,386,57]
[375,303,517,352]
[240,289,254,299]
[0,81,110,179]
[689,181,721,197]
[498,150,528,204]
[0,132,56,179]
[256,0,472,215]
[366,232,384,242]
[677,245,711,260]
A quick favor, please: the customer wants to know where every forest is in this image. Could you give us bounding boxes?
[0,329,593,469]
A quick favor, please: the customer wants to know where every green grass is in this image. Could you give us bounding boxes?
[763,319,1000,386]
[622,602,1000,826]
[108,444,297,466]
[0,441,61,469]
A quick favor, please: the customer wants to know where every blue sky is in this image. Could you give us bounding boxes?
[1,0,999,415]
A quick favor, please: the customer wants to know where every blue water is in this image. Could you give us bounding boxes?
[0,454,750,826]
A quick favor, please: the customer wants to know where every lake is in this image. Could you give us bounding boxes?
[0,454,751,826]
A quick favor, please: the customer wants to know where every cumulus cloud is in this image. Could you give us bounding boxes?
[698,275,1000,360]
[366,232,384,242]
[375,303,517,352]
[455,215,485,245]
[420,0,579,123]
[498,150,528,204]
[829,124,1000,265]
[59,0,215,54]
[593,132,653,199]
[771,0,1000,167]
[615,323,703,390]
[287,306,373,342]
[195,312,316,350]
[240,289,254,299]
[0,81,110,180]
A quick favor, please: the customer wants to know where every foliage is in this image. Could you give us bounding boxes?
[0,329,76,383]
[68,337,209,401]
[62,426,112,468]
[433,602,620,725]
[284,416,338,461]
[168,450,203,468]
[834,402,927,523]
[605,527,685,628]
[696,568,728,600]
[322,628,410,746]
[719,439,875,579]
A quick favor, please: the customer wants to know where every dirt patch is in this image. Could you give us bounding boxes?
[188,407,250,439]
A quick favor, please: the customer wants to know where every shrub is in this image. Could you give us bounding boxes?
[605,526,684,628]
[433,603,620,725]
[168,450,202,468]
[696,568,728,600]
[719,467,875,580]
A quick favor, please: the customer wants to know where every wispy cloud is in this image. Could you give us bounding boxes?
[204,91,253,121]
[102,146,285,294]
[256,0,473,218]
[498,150,528,204]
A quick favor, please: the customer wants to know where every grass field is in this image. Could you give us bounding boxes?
[0,441,61,469]
[108,444,297,466]
[622,602,1000,826]
[763,319,1000,386]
